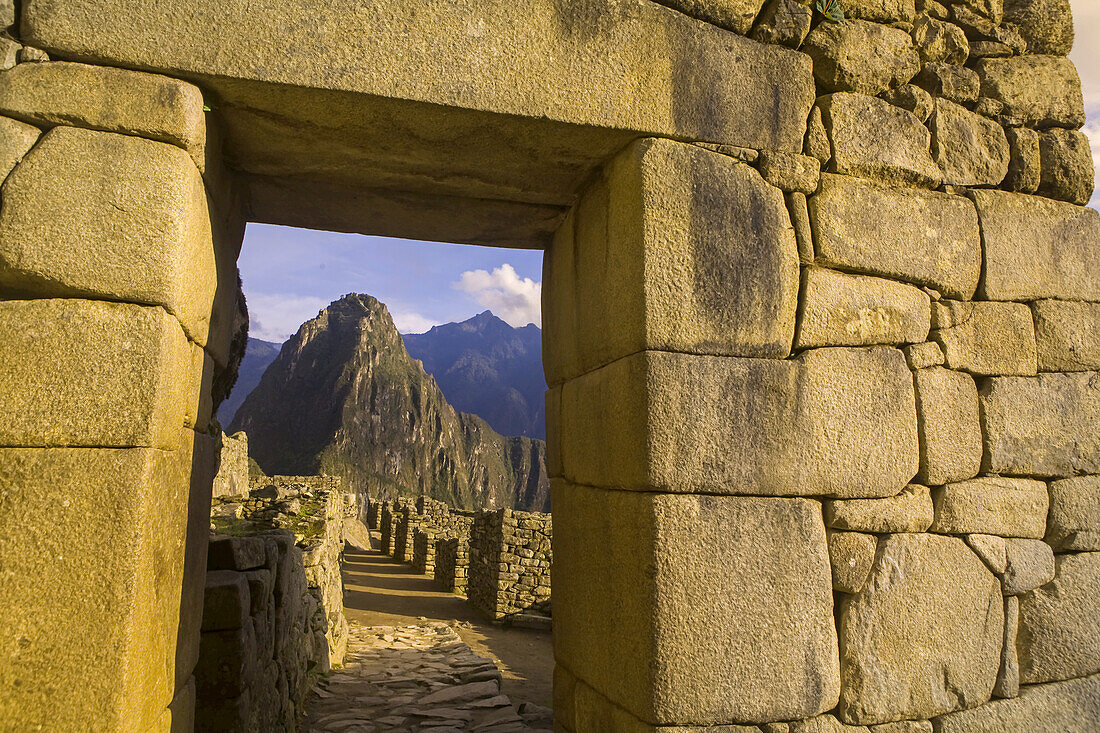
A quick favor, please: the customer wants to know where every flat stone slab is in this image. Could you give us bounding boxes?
[934,673,1100,733]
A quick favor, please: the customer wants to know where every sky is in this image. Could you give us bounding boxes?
[240,6,1099,343]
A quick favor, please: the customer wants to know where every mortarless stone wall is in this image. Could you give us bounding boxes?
[467,509,552,623]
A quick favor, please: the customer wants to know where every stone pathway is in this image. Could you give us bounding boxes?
[302,622,553,732]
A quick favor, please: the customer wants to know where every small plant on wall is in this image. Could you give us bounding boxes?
[816,0,845,22]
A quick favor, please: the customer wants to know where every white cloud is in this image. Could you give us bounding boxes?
[246,293,329,342]
[453,264,542,328]
[392,311,442,334]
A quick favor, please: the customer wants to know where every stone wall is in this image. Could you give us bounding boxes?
[212,431,249,498]
[434,536,470,594]
[196,478,350,731]
[412,506,474,575]
[468,509,552,623]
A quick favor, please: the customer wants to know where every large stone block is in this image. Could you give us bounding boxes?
[913,367,982,485]
[1003,0,1074,56]
[1031,300,1100,372]
[1037,128,1095,207]
[803,20,919,95]
[824,484,933,533]
[1018,552,1100,684]
[974,55,1085,129]
[0,125,218,345]
[0,61,206,165]
[838,533,1002,724]
[972,190,1100,301]
[794,268,930,349]
[930,477,1048,538]
[1046,476,1100,551]
[910,16,968,65]
[979,373,1100,477]
[816,94,942,188]
[201,571,250,631]
[652,0,767,33]
[0,299,194,449]
[20,0,816,248]
[0,114,39,182]
[1002,539,1055,595]
[810,174,980,299]
[544,138,799,384]
[553,482,839,725]
[928,99,1008,187]
[934,673,1100,733]
[931,300,1037,376]
[561,347,917,498]
[0,434,201,731]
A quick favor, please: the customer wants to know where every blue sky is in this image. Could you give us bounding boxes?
[241,6,1099,343]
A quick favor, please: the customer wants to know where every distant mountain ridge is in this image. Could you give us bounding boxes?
[228,294,549,512]
[216,337,281,426]
[403,311,546,439]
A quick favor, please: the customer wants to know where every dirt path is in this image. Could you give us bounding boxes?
[341,545,555,710]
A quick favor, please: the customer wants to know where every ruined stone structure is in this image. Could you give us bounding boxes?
[434,536,471,595]
[211,431,249,499]
[468,509,554,625]
[1,0,1098,730]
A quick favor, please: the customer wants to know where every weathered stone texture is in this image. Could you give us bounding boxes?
[903,341,944,369]
[1046,476,1100,552]
[973,55,1085,128]
[1037,128,1095,206]
[1003,126,1041,194]
[756,149,821,194]
[0,299,193,449]
[931,300,1037,376]
[816,94,942,188]
[979,373,1100,477]
[994,595,1020,698]
[913,367,981,485]
[928,99,1008,187]
[914,63,980,106]
[653,0,767,34]
[810,174,980,299]
[0,61,206,164]
[554,482,839,725]
[1003,0,1074,55]
[0,115,39,182]
[750,0,813,48]
[1002,539,1055,595]
[1031,300,1100,372]
[561,347,917,498]
[910,16,968,64]
[934,673,1100,732]
[544,138,798,384]
[930,477,1048,538]
[803,20,919,95]
[795,268,930,349]
[880,84,934,123]
[1018,552,1100,684]
[971,190,1100,302]
[0,125,218,346]
[837,533,1003,724]
[212,431,250,499]
[824,485,933,534]
[829,531,877,594]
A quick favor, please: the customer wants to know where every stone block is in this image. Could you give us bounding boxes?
[966,534,1007,574]
[810,174,980,299]
[902,341,944,369]
[0,125,218,346]
[787,192,815,264]
[1046,476,1100,552]
[195,618,257,699]
[1003,127,1040,194]
[931,300,1037,376]
[979,373,1100,477]
[867,723,931,733]
[914,63,979,105]
[789,714,869,732]
[652,0,767,34]
[1031,300,1100,372]
[913,367,981,485]
[844,0,916,22]
[837,533,1003,724]
[993,595,1019,698]
[794,268,931,349]
[560,347,917,498]
[804,104,831,165]
[1018,552,1100,684]
[201,571,250,631]
[930,477,1048,538]
[824,485,933,533]
[879,84,934,123]
[553,482,839,724]
[972,190,1100,301]
[750,0,813,48]
[928,99,1008,187]
[910,16,968,64]
[973,55,1085,129]
[816,94,942,188]
[1003,0,1073,55]
[1037,128,1094,206]
[0,299,193,449]
[829,531,877,594]
[0,115,39,183]
[803,20,919,95]
[208,536,267,572]
[934,673,1100,732]
[1002,539,1054,595]
[756,149,820,194]
[0,61,206,166]
[545,138,799,385]
[0,434,201,731]
[545,386,562,478]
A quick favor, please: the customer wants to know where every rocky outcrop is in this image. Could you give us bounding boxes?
[230,293,549,512]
